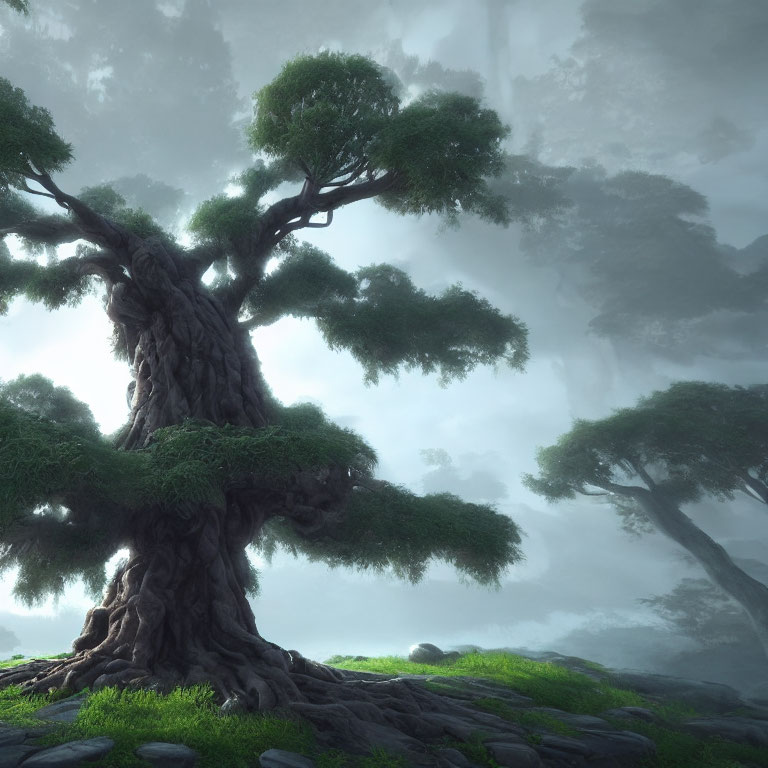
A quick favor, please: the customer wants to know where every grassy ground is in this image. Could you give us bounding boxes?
[0,649,766,768]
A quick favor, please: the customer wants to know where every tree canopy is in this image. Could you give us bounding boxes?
[523,380,768,658]
[249,51,511,225]
[0,50,529,383]
[522,380,768,510]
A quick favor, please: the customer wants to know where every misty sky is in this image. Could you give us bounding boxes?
[1,0,767,685]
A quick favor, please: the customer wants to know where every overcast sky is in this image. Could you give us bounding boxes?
[1,0,767,687]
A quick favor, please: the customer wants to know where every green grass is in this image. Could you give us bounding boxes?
[0,649,766,768]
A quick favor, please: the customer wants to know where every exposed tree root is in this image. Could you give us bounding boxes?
[0,649,521,768]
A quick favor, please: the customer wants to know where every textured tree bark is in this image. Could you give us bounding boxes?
[106,236,270,450]
[0,235,526,766]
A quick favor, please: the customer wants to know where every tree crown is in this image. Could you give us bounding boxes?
[523,380,767,508]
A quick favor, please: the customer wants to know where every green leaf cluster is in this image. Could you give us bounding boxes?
[0,248,95,314]
[142,417,377,507]
[248,253,528,385]
[188,193,262,244]
[523,381,767,508]
[632,381,768,498]
[0,77,73,190]
[77,184,176,248]
[0,187,38,229]
[0,374,101,440]
[0,398,143,531]
[316,263,529,385]
[0,381,378,525]
[255,481,524,589]
[243,242,357,324]
[372,91,510,224]
[250,51,398,184]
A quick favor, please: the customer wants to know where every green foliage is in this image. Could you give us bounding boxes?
[0,395,143,522]
[77,183,176,247]
[633,381,768,499]
[188,161,305,247]
[188,193,262,244]
[523,381,764,511]
[0,389,381,606]
[0,389,377,530]
[372,91,510,225]
[77,184,128,218]
[244,252,528,386]
[0,374,101,440]
[0,187,39,229]
[250,51,398,184]
[143,418,377,507]
[316,263,529,386]
[487,155,575,228]
[255,481,524,589]
[243,243,358,325]
[637,577,758,649]
[0,248,95,314]
[237,159,305,199]
[0,77,73,190]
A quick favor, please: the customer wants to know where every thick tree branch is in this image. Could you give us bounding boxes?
[220,172,398,315]
[20,178,57,200]
[631,461,658,490]
[179,241,229,283]
[19,170,134,261]
[76,249,130,285]
[0,215,84,246]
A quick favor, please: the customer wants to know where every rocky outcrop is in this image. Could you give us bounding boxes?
[1,643,768,768]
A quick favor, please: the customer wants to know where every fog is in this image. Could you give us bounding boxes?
[1,0,766,699]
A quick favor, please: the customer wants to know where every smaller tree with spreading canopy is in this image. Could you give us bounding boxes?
[523,380,768,662]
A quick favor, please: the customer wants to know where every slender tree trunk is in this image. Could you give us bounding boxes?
[0,236,528,766]
[634,486,768,660]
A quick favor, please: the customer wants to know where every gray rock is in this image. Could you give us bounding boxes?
[126,380,136,408]
[604,670,746,713]
[134,741,200,767]
[577,728,656,761]
[260,748,317,768]
[598,706,661,723]
[433,746,474,767]
[679,716,768,748]
[408,643,461,665]
[10,736,116,767]
[481,739,544,767]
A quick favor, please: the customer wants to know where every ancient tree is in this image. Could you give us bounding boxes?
[0,51,534,762]
[523,380,768,661]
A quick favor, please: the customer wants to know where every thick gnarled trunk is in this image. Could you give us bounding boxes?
[0,236,533,765]
[107,237,269,450]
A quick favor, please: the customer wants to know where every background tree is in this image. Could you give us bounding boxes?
[519,165,766,362]
[0,51,534,759]
[523,380,768,661]
[629,381,768,506]
[638,576,762,651]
